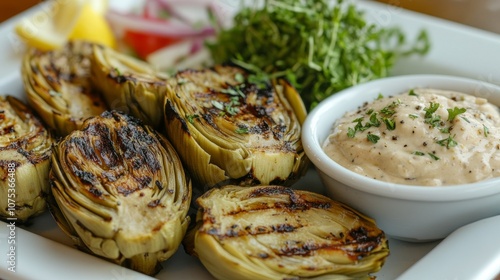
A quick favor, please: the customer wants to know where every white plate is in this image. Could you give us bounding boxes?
[1,1,499,279]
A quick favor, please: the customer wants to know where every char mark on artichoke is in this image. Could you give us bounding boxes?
[90,44,169,129]
[164,65,309,189]
[21,40,108,136]
[0,96,53,222]
[50,111,191,275]
[184,185,389,280]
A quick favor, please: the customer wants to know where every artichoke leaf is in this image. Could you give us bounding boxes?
[0,96,53,222]
[91,44,168,129]
[185,185,390,280]
[21,40,108,136]
[50,111,191,275]
[164,65,308,189]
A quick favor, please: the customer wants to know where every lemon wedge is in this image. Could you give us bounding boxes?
[69,3,116,48]
[15,0,115,51]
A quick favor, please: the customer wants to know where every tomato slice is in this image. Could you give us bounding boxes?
[123,30,183,59]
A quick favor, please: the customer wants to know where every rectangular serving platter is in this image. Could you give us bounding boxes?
[1,0,500,279]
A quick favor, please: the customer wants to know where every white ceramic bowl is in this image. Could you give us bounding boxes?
[302,75,500,242]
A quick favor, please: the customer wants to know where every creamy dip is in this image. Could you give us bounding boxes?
[323,89,500,186]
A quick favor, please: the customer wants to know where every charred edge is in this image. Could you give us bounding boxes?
[71,166,98,186]
[248,185,293,198]
[165,99,190,135]
[117,186,135,196]
[210,223,300,239]
[107,72,128,84]
[256,83,274,98]
[135,176,153,189]
[0,126,50,165]
[202,113,218,130]
[346,227,387,258]
[85,122,120,167]
[88,185,103,198]
[242,186,332,211]
[148,199,162,208]
[115,119,161,171]
[68,137,101,164]
[100,111,143,126]
[155,180,164,190]
[277,233,384,258]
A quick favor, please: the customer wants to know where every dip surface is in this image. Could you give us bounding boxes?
[323,89,500,186]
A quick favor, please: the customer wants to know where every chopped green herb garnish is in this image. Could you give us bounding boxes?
[439,127,450,134]
[436,134,458,148]
[377,94,384,100]
[413,151,425,156]
[211,100,224,110]
[484,125,489,137]
[383,118,396,130]
[408,89,418,96]
[380,100,400,116]
[423,102,442,127]
[347,127,356,138]
[425,115,442,127]
[409,114,419,119]
[368,113,381,127]
[235,126,249,134]
[428,153,440,160]
[461,116,470,123]
[367,134,380,144]
[447,107,466,122]
[114,67,122,76]
[186,114,200,124]
[424,102,440,118]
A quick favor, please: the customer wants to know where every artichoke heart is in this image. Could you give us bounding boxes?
[50,111,191,275]
[0,96,53,222]
[21,40,108,136]
[164,65,308,189]
[185,185,389,280]
[90,44,169,129]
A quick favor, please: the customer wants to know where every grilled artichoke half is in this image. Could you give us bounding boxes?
[164,65,308,189]
[0,96,53,222]
[50,111,191,275]
[90,44,169,129]
[21,40,108,136]
[185,185,389,280]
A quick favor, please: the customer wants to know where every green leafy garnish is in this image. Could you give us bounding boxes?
[383,118,396,130]
[368,113,381,127]
[424,102,440,118]
[423,102,441,127]
[447,107,466,122]
[428,153,440,160]
[408,89,418,96]
[484,125,489,137]
[235,126,249,134]
[186,114,200,124]
[211,100,224,110]
[436,134,458,149]
[413,151,425,156]
[208,0,430,110]
[367,134,380,144]
[347,127,356,138]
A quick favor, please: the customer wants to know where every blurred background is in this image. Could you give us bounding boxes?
[0,0,499,34]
